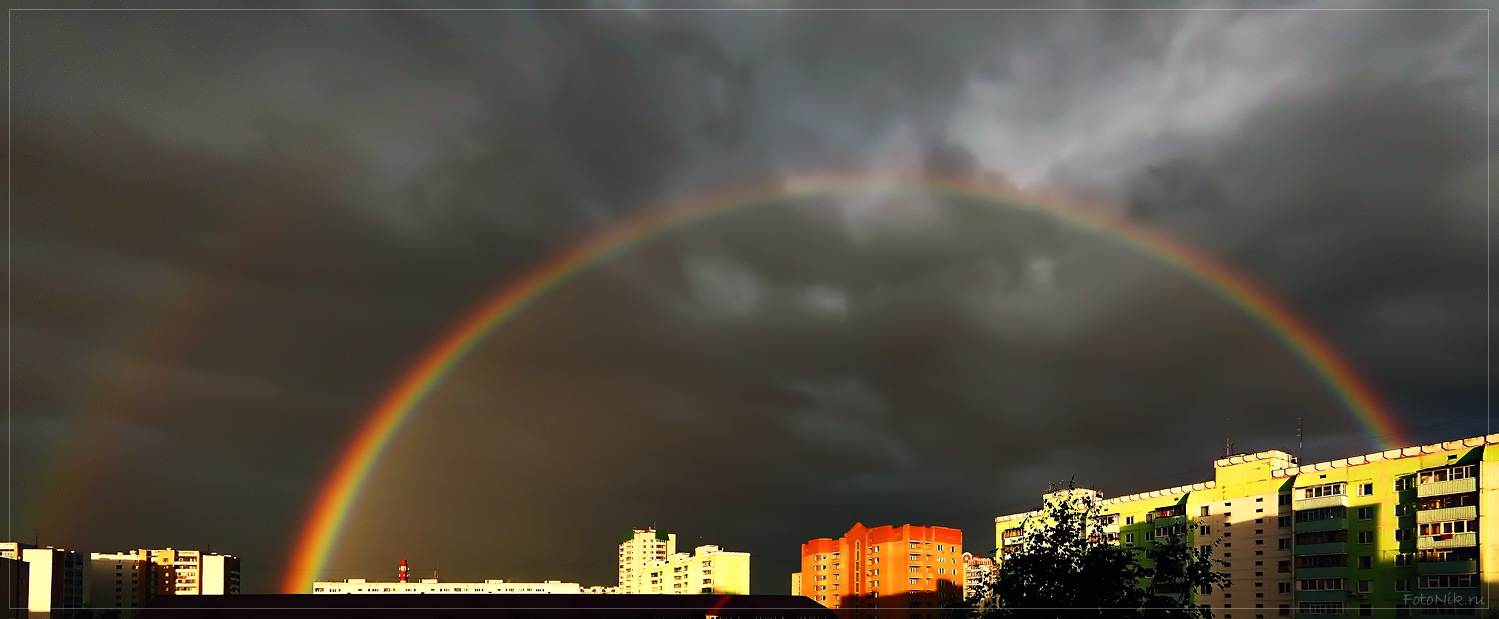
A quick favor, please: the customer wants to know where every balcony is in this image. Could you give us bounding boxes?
[1417,533,1477,549]
[1295,590,1349,602]
[1294,519,1349,534]
[1416,560,1477,575]
[1296,495,1350,510]
[1295,567,1349,579]
[1295,542,1349,556]
[1417,478,1478,498]
[1416,506,1477,523]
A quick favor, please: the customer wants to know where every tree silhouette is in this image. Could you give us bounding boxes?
[961,481,1229,619]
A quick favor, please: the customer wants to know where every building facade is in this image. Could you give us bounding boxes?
[993,434,1499,618]
[634,545,751,596]
[618,528,676,593]
[618,528,750,595]
[90,548,241,615]
[960,552,994,600]
[796,523,964,617]
[15,546,86,615]
[314,578,584,594]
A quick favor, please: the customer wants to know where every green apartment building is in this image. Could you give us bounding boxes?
[994,434,1499,618]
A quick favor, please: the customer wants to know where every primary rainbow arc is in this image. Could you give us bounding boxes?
[283,172,1407,593]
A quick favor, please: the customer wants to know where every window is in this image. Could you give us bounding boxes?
[1278,560,1291,573]
[1302,483,1346,499]
[1278,538,1290,550]
[1279,605,1290,617]
[1395,477,1415,492]
[1359,604,1372,617]
[1278,494,1291,506]
[1125,516,1134,525]
[1200,525,1210,535]
[1394,504,1410,517]
[1357,580,1371,593]
[1395,528,1412,541]
[1357,483,1374,496]
[1357,556,1372,569]
[1420,574,1477,589]
[1358,531,1374,544]
[1300,602,1346,615]
[1395,580,1410,592]
[1278,516,1290,527]
[1395,553,1412,567]
[1277,583,1291,594]
[1201,506,1210,516]
[1418,465,1477,485]
[1357,507,1374,520]
[1395,605,1410,618]
[1125,534,1134,543]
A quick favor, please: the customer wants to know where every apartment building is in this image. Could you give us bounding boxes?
[5,545,87,615]
[314,578,584,594]
[618,528,750,595]
[618,528,675,593]
[960,552,995,600]
[90,547,241,615]
[795,523,964,617]
[993,434,1499,618]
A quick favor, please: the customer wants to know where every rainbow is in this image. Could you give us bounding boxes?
[283,172,1407,592]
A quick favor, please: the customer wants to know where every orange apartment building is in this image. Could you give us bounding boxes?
[794,523,964,619]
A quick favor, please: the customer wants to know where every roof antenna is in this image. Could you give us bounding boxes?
[1297,417,1304,462]
[1223,419,1230,457]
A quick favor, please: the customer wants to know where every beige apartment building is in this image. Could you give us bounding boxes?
[617,528,750,595]
[994,434,1499,618]
[90,548,240,615]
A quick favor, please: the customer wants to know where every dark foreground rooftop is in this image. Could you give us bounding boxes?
[135,593,834,619]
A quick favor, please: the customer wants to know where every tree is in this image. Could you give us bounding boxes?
[961,481,1230,619]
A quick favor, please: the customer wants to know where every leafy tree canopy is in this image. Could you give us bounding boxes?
[961,481,1230,619]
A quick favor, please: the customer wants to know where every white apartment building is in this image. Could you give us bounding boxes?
[618,528,675,593]
[633,545,750,596]
[12,546,86,614]
[314,579,583,594]
[90,547,240,614]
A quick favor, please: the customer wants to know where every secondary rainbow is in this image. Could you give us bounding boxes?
[283,172,1407,592]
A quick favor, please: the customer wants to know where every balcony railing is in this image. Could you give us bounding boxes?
[1417,478,1478,498]
[1416,506,1477,523]
[1295,495,1350,510]
[1416,560,1477,575]
[1416,533,1478,549]
[1293,518,1348,534]
[1295,542,1349,556]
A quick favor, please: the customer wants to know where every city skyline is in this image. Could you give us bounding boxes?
[9,0,1488,599]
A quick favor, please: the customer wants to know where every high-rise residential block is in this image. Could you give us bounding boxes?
[14,546,86,615]
[960,552,994,600]
[797,523,963,616]
[993,434,1499,618]
[90,547,240,616]
[618,528,676,593]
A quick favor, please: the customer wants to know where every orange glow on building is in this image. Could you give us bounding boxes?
[797,523,963,619]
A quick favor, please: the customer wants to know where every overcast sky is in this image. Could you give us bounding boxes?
[8,0,1491,596]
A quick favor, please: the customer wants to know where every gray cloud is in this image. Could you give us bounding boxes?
[9,1,1488,597]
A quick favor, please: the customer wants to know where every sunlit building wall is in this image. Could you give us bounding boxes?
[994,434,1499,619]
[20,547,86,614]
[797,523,963,615]
[635,545,750,596]
[960,552,994,599]
[314,578,583,594]
[618,528,675,593]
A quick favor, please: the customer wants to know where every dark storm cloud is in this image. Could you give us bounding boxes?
[9,1,1488,597]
